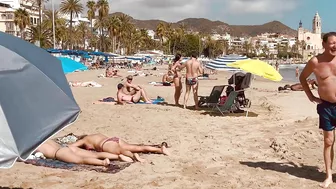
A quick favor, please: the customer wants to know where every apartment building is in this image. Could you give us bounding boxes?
[0,0,40,37]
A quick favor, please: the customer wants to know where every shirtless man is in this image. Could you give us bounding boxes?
[123,75,150,98]
[300,32,336,188]
[35,140,120,166]
[181,53,203,109]
[117,83,151,104]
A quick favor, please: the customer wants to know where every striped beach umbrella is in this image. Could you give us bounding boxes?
[205,55,249,71]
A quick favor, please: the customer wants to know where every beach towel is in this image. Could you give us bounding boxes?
[98,97,115,102]
[24,159,132,174]
[137,97,165,104]
[149,82,174,87]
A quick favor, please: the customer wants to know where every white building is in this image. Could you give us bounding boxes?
[0,0,40,37]
[298,12,323,59]
[147,29,155,40]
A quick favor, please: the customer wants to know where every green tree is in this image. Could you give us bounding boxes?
[60,0,83,49]
[14,8,30,39]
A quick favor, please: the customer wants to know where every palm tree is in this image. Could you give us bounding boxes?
[60,0,83,49]
[27,24,52,48]
[156,22,165,45]
[76,22,88,49]
[86,0,96,33]
[32,0,45,43]
[106,15,120,52]
[43,9,67,47]
[300,40,306,58]
[14,8,30,39]
[96,0,109,51]
[118,14,132,54]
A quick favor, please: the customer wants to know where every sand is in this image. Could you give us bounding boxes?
[0,66,327,189]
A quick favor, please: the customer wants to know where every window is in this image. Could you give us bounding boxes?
[33,18,36,24]
[30,17,33,24]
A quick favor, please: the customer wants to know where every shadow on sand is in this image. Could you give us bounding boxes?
[201,110,259,117]
[0,187,31,189]
[240,161,324,182]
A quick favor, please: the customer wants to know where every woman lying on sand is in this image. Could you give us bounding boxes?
[69,81,102,87]
[278,79,318,91]
[69,133,170,163]
[35,140,127,166]
[117,83,152,104]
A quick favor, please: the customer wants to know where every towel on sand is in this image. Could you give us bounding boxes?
[99,97,115,102]
[24,159,132,174]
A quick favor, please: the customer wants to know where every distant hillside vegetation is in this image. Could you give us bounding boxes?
[109,13,297,37]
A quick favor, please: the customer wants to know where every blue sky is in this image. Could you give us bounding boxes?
[52,0,335,32]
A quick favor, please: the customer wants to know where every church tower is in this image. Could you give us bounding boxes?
[312,12,321,34]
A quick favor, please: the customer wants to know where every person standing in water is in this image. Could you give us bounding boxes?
[295,66,300,79]
[181,53,203,110]
[300,32,336,188]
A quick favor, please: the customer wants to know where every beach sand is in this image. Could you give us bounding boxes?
[0,66,326,189]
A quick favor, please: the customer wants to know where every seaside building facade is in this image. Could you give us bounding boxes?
[298,12,323,59]
[0,0,40,37]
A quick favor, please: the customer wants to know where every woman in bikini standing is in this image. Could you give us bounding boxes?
[69,133,170,163]
[170,54,183,105]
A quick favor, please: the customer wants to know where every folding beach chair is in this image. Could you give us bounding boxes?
[215,91,239,116]
[198,85,226,108]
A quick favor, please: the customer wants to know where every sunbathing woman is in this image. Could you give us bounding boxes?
[69,133,170,163]
[35,140,125,166]
[117,83,151,104]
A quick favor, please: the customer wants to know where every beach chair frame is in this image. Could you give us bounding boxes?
[198,85,227,108]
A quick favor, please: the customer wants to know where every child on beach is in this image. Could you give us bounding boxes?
[69,134,170,163]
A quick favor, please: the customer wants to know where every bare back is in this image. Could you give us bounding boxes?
[313,55,336,102]
[36,140,61,159]
[72,134,109,151]
[185,58,202,78]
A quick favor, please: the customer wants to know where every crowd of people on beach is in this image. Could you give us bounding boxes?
[29,31,336,188]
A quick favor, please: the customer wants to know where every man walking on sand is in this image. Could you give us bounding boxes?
[181,53,203,110]
[300,32,336,188]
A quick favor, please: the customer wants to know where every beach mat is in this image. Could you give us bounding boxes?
[24,158,132,174]
[137,98,165,104]
[98,97,115,102]
[154,84,174,87]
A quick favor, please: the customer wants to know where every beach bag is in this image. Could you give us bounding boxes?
[219,96,227,104]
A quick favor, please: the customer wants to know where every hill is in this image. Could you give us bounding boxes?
[109,13,297,37]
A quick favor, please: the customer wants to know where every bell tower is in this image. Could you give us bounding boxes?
[312,12,321,34]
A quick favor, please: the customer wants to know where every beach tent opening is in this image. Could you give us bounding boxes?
[57,57,88,74]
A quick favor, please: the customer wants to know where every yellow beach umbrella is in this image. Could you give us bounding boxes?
[227,59,283,81]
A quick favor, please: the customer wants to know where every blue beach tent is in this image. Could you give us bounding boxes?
[57,57,88,74]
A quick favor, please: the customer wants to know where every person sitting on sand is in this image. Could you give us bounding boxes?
[278,79,318,91]
[69,81,102,87]
[35,140,127,166]
[161,71,174,86]
[69,133,170,163]
[123,75,150,97]
[106,66,122,78]
[117,83,152,104]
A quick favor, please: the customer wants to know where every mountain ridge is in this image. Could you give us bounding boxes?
[109,12,297,37]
